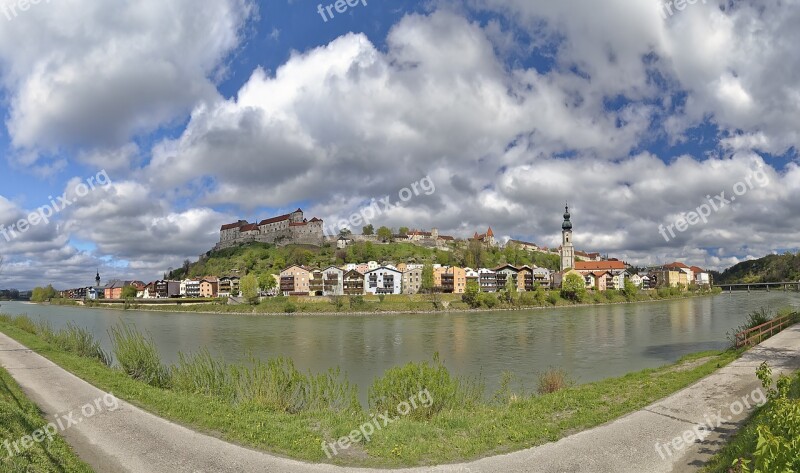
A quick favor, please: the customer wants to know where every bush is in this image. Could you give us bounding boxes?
[368,354,483,420]
[546,291,561,305]
[477,292,499,309]
[284,302,297,314]
[109,324,171,388]
[733,363,800,472]
[537,368,572,395]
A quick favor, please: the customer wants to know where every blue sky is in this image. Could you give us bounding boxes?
[1,0,799,289]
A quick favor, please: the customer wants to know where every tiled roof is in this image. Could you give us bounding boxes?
[258,213,292,226]
[575,261,626,271]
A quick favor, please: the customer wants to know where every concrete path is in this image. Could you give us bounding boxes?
[1,325,799,473]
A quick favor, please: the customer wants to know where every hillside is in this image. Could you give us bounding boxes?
[715,252,800,284]
[169,241,562,281]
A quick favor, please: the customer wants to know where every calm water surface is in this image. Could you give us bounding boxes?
[2,293,796,401]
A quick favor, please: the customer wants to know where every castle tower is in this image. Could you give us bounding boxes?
[560,205,575,271]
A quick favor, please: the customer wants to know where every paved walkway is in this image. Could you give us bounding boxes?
[1,325,799,473]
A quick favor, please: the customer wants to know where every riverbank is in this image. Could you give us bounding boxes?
[0,365,92,472]
[0,313,738,468]
[66,287,723,317]
[2,317,799,472]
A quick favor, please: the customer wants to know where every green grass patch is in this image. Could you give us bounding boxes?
[0,317,738,467]
[0,365,93,472]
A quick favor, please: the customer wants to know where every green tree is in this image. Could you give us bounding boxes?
[122,285,138,299]
[623,279,639,301]
[560,273,586,301]
[377,226,393,242]
[421,263,434,293]
[362,224,375,235]
[258,273,276,292]
[31,285,57,302]
[468,240,485,268]
[462,280,480,308]
[502,275,518,304]
[240,274,259,304]
[398,227,409,236]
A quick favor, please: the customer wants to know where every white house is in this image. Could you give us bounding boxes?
[365,267,403,295]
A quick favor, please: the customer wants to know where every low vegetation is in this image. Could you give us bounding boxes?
[0,314,738,467]
[703,363,800,473]
[0,361,92,472]
[715,251,800,284]
[727,307,800,348]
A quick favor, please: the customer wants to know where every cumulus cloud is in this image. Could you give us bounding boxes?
[0,0,255,160]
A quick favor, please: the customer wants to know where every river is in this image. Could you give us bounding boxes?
[1,292,796,402]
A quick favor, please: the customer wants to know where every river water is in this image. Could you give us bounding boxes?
[1,292,796,401]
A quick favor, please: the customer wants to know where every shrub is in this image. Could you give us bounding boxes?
[171,349,235,400]
[53,323,110,366]
[477,292,499,309]
[537,368,572,395]
[284,302,297,314]
[546,291,561,305]
[109,324,171,388]
[368,354,483,420]
[12,315,37,334]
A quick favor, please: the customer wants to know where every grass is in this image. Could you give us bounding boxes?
[0,365,93,472]
[702,366,800,473]
[0,314,740,467]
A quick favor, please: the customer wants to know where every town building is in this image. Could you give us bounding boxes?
[365,267,402,295]
[343,270,366,295]
[199,278,218,298]
[280,266,311,296]
[218,277,240,297]
[441,267,467,294]
[403,267,423,295]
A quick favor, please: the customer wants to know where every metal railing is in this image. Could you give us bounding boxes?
[735,314,795,348]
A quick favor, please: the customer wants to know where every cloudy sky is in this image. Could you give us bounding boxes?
[0,0,798,289]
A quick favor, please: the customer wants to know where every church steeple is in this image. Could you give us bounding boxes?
[562,204,572,231]
[560,204,575,271]
[95,269,101,287]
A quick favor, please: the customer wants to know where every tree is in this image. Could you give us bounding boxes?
[398,227,409,236]
[421,263,435,293]
[258,273,276,293]
[502,275,518,304]
[31,285,57,302]
[560,273,586,301]
[240,274,259,304]
[623,279,639,301]
[182,259,191,274]
[377,226,392,242]
[121,285,138,299]
[462,281,481,308]
[362,224,375,235]
[339,228,352,237]
[468,240,485,268]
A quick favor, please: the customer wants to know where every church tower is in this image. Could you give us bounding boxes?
[95,270,101,288]
[560,205,575,271]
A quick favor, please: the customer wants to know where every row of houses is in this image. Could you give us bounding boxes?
[278,263,555,297]
[60,275,244,300]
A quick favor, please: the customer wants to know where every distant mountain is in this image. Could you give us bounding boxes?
[716,253,800,284]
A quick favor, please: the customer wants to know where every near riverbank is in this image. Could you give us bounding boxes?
[1,315,798,472]
[0,312,736,468]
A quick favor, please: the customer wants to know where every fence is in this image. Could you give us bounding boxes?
[735,314,795,348]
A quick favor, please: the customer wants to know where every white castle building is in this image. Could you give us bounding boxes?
[216,209,324,250]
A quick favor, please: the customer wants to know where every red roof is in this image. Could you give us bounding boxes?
[240,224,259,232]
[665,262,690,269]
[486,227,494,237]
[690,266,705,273]
[258,213,292,226]
[575,261,626,271]
[220,221,248,231]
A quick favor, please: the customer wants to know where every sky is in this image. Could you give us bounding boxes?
[0,0,799,289]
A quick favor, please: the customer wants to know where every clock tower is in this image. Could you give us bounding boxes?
[560,205,575,271]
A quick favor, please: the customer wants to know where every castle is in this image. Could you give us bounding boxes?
[215,209,324,250]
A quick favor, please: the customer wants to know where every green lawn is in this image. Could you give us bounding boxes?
[0,365,93,472]
[0,317,739,467]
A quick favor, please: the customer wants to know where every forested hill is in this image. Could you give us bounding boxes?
[715,253,800,284]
